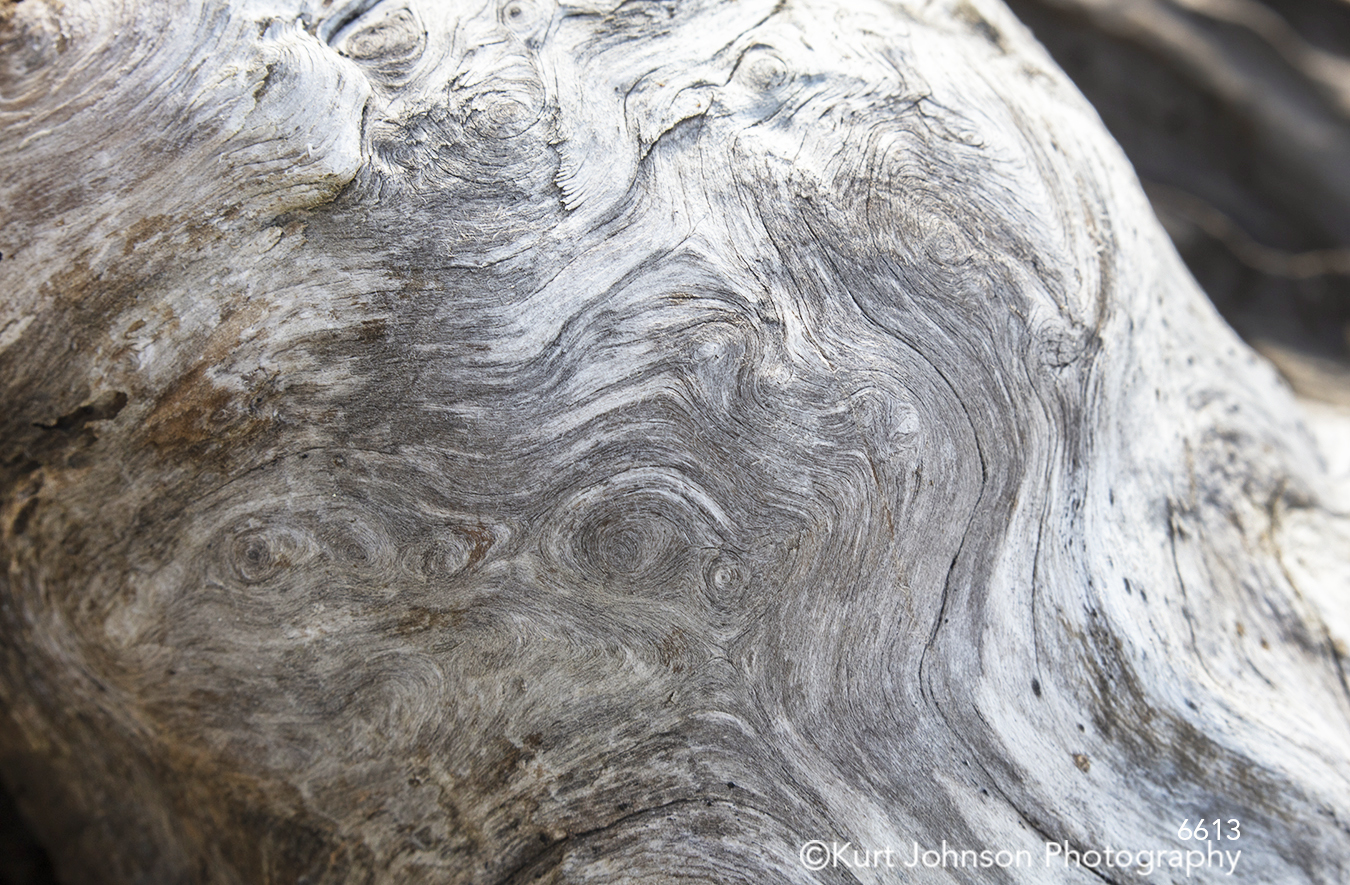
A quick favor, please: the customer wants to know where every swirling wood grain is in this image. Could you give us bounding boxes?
[1,0,1347,882]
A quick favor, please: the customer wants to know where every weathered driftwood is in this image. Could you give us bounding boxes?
[1,0,1348,882]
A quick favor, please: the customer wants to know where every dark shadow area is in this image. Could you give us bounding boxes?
[1008,0,1350,403]
[0,779,56,885]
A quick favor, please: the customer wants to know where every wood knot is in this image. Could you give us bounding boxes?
[224,521,313,586]
[331,1,427,85]
[542,468,728,600]
[702,553,752,610]
[499,0,554,44]
[732,46,790,92]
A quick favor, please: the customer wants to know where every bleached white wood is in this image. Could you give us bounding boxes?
[1,0,1347,882]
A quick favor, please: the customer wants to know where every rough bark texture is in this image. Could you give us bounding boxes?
[1,0,1349,883]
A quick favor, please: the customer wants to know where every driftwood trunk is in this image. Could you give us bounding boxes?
[2,0,1349,882]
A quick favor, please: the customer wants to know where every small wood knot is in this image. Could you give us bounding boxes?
[229,526,299,585]
[735,47,789,92]
[500,0,550,39]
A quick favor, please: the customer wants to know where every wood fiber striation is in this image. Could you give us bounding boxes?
[1,0,1348,882]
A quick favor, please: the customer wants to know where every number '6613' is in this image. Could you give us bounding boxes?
[1178,819,1240,840]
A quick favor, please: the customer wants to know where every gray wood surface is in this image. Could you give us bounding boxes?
[2,0,1348,882]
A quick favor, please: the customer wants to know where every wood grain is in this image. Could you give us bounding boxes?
[1,0,1348,882]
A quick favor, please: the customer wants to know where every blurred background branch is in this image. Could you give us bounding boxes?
[1007,0,1350,405]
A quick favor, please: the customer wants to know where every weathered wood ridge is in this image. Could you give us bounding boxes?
[2,0,1348,882]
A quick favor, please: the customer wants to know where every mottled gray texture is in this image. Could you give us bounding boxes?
[1,0,1348,882]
